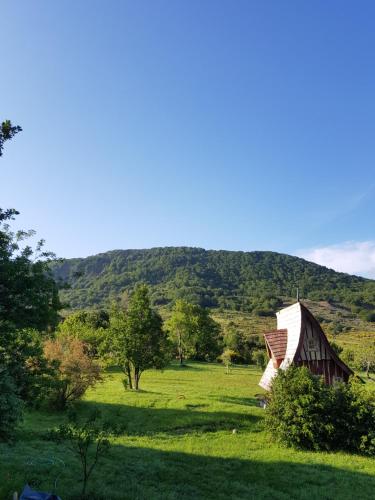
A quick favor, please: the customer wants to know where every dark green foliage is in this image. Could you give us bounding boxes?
[0,206,61,415]
[110,285,170,390]
[0,211,61,331]
[223,322,263,363]
[49,410,115,498]
[265,366,375,454]
[0,120,22,156]
[0,323,55,407]
[0,367,23,440]
[51,247,375,316]
[191,306,222,362]
[166,300,222,364]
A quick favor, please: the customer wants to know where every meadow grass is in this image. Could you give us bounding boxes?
[1,362,375,499]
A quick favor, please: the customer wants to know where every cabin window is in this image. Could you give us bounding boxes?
[307,338,317,351]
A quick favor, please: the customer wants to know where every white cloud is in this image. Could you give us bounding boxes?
[298,241,375,278]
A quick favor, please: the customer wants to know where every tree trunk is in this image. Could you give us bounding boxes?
[126,364,133,389]
[134,368,141,390]
[178,331,183,365]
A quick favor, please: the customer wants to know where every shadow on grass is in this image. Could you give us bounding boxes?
[213,395,260,407]
[73,400,260,436]
[17,444,373,500]
[3,422,375,499]
[163,362,207,371]
[95,445,375,500]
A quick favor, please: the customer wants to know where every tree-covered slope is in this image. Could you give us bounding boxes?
[52,247,375,316]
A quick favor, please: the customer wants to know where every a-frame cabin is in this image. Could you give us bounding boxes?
[259,302,353,391]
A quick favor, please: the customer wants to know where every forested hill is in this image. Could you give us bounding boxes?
[52,247,375,317]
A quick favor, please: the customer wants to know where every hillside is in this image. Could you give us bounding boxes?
[52,247,375,321]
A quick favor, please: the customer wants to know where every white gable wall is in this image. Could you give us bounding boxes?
[278,302,302,370]
[259,359,278,391]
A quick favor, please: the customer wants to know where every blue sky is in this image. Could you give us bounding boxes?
[1,1,375,276]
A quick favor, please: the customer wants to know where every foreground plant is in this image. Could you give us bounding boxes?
[50,410,116,498]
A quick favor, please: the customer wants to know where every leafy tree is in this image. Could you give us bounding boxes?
[220,349,237,374]
[167,300,221,364]
[192,305,222,362]
[0,214,61,331]
[166,300,196,365]
[0,119,22,156]
[57,310,109,358]
[50,410,115,498]
[0,120,61,430]
[110,284,169,390]
[44,337,102,409]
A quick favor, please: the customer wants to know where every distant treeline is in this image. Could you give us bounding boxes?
[52,247,375,318]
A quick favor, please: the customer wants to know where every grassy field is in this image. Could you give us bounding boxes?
[1,363,375,500]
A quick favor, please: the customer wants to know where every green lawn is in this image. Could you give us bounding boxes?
[1,363,375,499]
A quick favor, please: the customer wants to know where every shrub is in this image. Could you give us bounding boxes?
[265,366,375,454]
[49,410,116,498]
[253,349,267,370]
[220,349,237,373]
[0,367,23,440]
[44,337,102,410]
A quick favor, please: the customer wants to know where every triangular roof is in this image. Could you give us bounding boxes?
[299,303,353,376]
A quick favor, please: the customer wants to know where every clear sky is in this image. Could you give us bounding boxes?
[1,1,375,276]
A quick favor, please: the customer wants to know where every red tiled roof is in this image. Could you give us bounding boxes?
[264,329,288,359]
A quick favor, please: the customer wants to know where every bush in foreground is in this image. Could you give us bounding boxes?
[265,365,375,454]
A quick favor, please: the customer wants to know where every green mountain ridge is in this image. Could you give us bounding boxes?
[52,247,375,320]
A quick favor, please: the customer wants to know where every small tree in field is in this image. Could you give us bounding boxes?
[110,285,169,390]
[253,348,267,370]
[166,300,196,365]
[221,349,236,374]
[44,337,101,409]
[51,410,114,498]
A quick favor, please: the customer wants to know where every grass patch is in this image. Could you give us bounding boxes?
[1,362,375,499]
